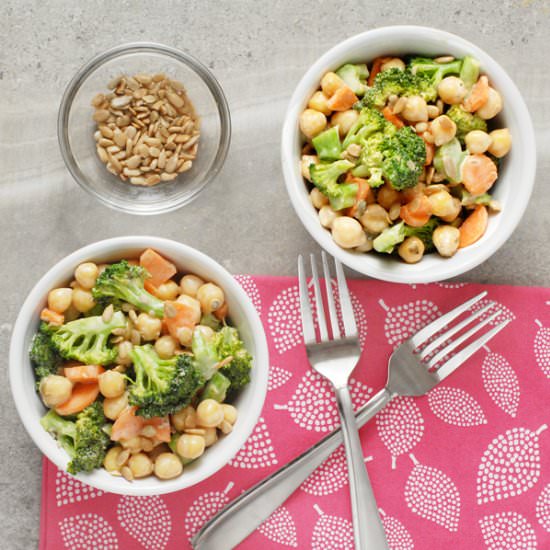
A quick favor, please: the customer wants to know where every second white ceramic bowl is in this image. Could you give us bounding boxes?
[9,237,269,495]
[282,26,536,283]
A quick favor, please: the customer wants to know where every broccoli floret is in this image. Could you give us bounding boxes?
[40,402,110,474]
[309,160,357,211]
[312,126,342,161]
[336,63,369,96]
[380,126,426,190]
[201,371,231,402]
[461,189,492,206]
[409,56,463,89]
[459,55,480,89]
[433,138,469,183]
[92,260,165,318]
[30,322,63,386]
[373,219,439,253]
[342,107,386,149]
[128,345,204,418]
[51,312,126,365]
[446,105,487,141]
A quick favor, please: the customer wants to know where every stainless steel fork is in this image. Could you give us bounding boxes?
[299,252,388,550]
[192,280,510,550]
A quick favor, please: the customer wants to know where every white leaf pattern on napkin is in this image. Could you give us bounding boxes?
[258,506,298,547]
[311,504,353,550]
[435,282,469,289]
[534,319,550,378]
[482,351,520,417]
[479,511,537,549]
[234,275,262,316]
[55,469,103,507]
[428,386,487,427]
[184,482,234,540]
[117,495,171,550]
[536,482,550,532]
[300,445,347,496]
[379,299,440,348]
[379,509,415,550]
[59,513,118,549]
[228,416,277,469]
[470,298,516,325]
[376,397,424,468]
[268,365,293,391]
[274,371,372,433]
[404,454,461,532]
[476,425,547,504]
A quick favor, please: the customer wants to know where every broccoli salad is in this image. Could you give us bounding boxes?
[30,249,251,481]
[299,55,511,263]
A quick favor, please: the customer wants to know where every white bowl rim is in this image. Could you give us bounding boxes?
[281,25,537,283]
[9,236,269,495]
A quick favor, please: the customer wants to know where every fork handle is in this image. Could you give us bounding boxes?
[335,386,389,550]
[191,388,393,550]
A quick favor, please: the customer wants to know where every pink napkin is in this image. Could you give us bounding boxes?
[40,276,550,549]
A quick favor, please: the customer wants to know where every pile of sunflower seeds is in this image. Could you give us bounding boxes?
[92,73,200,186]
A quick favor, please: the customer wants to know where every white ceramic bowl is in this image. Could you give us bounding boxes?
[282,26,536,283]
[9,237,269,495]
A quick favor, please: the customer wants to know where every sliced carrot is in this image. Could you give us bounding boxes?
[463,75,489,112]
[164,300,198,339]
[461,154,498,195]
[139,248,177,287]
[111,407,171,442]
[368,57,393,86]
[144,279,158,294]
[401,183,425,203]
[382,106,405,128]
[64,364,105,384]
[214,302,229,321]
[144,416,171,443]
[400,195,433,227]
[40,308,64,326]
[326,85,358,111]
[459,205,488,248]
[344,177,372,217]
[55,383,99,416]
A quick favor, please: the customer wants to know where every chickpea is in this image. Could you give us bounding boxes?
[488,128,512,158]
[381,58,406,71]
[72,287,96,313]
[177,434,206,460]
[153,280,180,301]
[103,392,129,420]
[389,202,402,221]
[476,87,503,119]
[427,190,457,218]
[154,453,183,480]
[171,405,197,431]
[301,154,319,181]
[437,76,467,105]
[465,130,492,154]
[39,375,73,407]
[402,96,428,122]
[318,205,341,229]
[47,288,73,314]
[196,283,224,314]
[196,399,224,428]
[310,188,329,209]
[440,197,462,223]
[176,326,194,347]
[359,204,390,235]
[430,115,457,146]
[117,341,133,366]
[398,236,425,264]
[377,183,401,210]
[299,109,327,139]
[222,404,238,425]
[154,335,178,359]
[321,72,345,97]
[74,262,99,290]
[180,274,204,298]
[331,217,368,249]
[330,110,359,137]
[135,313,162,341]
[308,90,332,115]
[99,370,126,398]
[128,453,153,478]
[120,436,142,452]
[203,428,218,447]
[355,237,374,253]
[175,294,202,323]
[433,225,461,257]
[427,104,441,119]
[104,446,123,473]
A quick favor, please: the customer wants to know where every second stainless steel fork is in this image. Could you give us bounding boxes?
[298,252,388,550]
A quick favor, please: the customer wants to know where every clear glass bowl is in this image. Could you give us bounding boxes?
[58,43,231,215]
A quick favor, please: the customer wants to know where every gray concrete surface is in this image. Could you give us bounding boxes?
[1,1,549,547]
